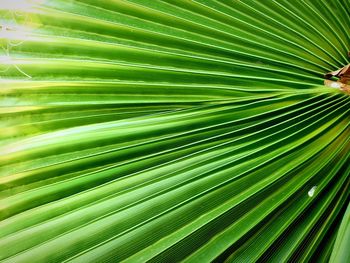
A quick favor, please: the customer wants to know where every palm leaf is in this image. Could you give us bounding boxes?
[0,0,349,262]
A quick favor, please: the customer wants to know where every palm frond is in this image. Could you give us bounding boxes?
[0,0,349,262]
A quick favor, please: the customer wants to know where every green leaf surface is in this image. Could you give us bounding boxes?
[0,0,349,262]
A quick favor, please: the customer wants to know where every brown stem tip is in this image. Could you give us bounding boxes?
[324,62,350,94]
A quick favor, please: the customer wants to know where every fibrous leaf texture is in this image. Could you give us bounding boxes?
[0,0,349,262]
